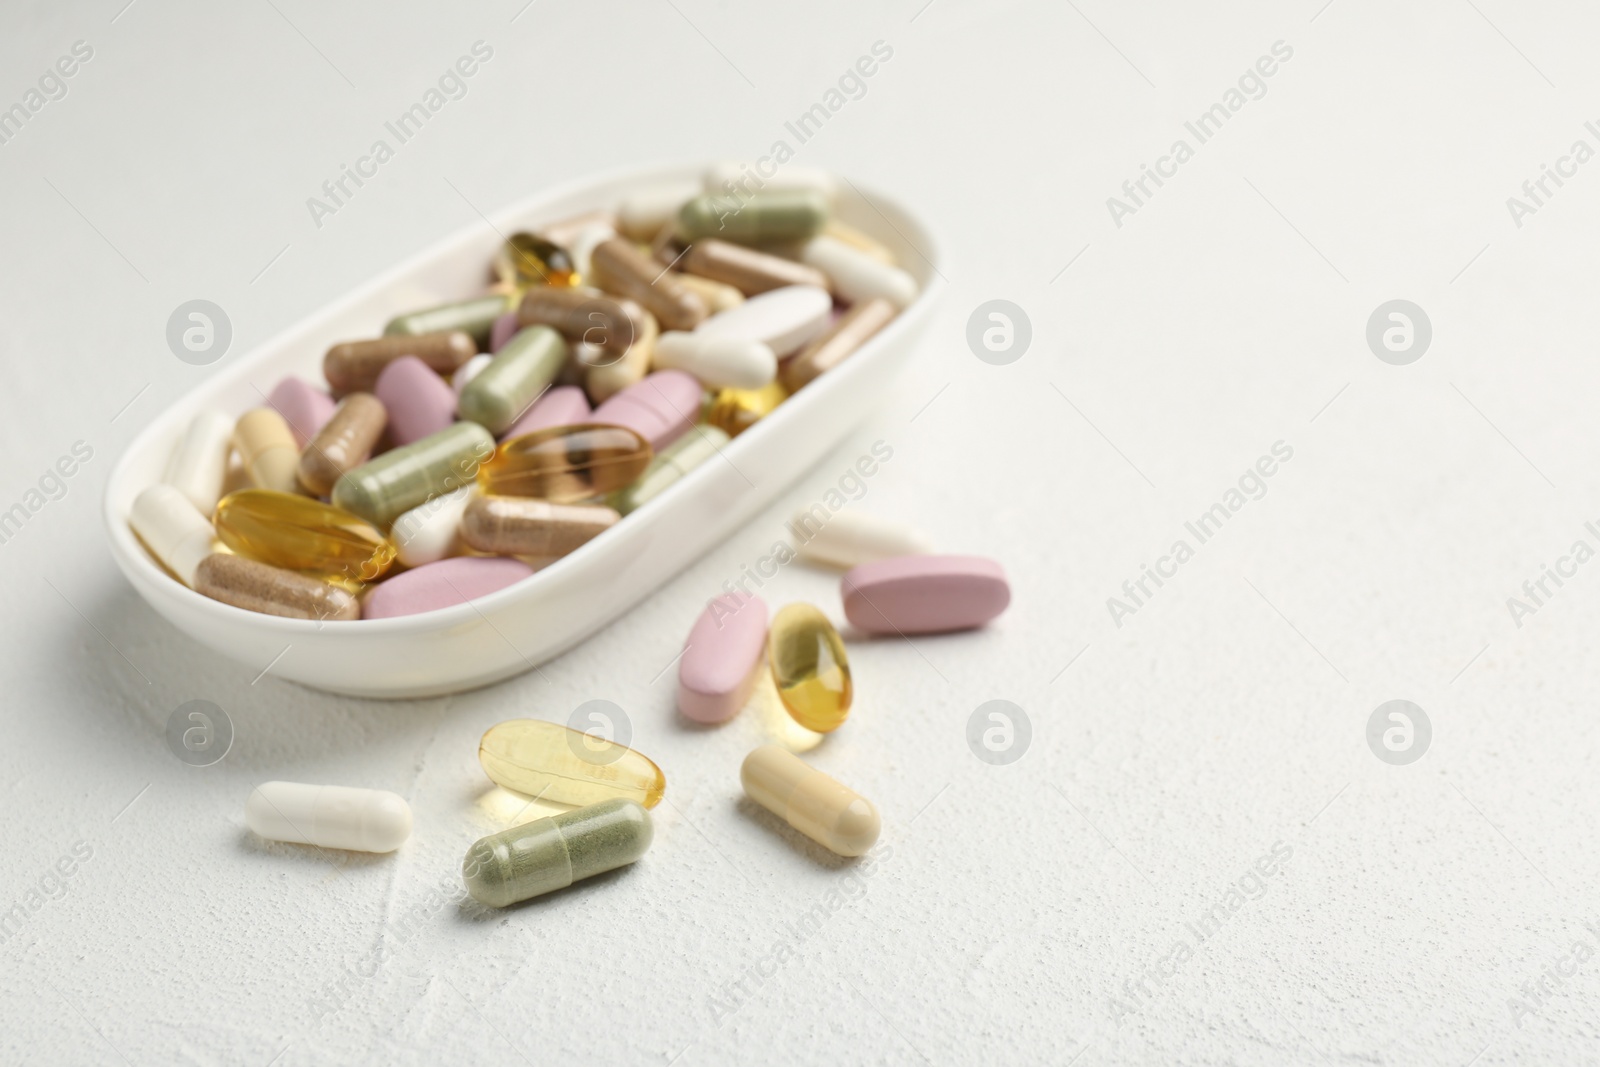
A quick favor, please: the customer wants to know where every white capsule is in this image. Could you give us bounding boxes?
[702,162,837,203]
[694,285,832,357]
[800,235,918,309]
[389,486,474,568]
[617,182,700,240]
[791,510,934,569]
[452,353,494,396]
[653,332,776,390]
[567,222,618,281]
[246,781,412,853]
[161,410,233,516]
[130,484,217,587]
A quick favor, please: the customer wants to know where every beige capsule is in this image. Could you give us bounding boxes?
[460,495,619,558]
[517,285,646,355]
[323,331,477,395]
[194,553,360,621]
[590,237,708,331]
[297,393,388,497]
[585,306,659,403]
[741,745,880,858]
[680,238,829,296]
[234,409,300,493]
[823,219,896,264]
[780,297,898,392]
[672,271,745,314]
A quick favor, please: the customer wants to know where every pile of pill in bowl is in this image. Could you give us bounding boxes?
[128,164,920,622]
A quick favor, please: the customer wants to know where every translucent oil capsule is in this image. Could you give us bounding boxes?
[741,745,879,857]
[457,325,568,435]
[214,489,397,582]
[609,425,730,515]
[478,719,666,808]
[477,423,652,502]
[705,381,787,438]
[460,495,618,558]
[332,421,496,529]
[195,553,360,621]
[768,602,852,732]
[495,231,579,289]
[384,293,516,350]
[461,797,653,907]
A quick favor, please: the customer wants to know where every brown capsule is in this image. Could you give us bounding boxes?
[297,393,388,497]
[323,332,477,395]
[461,495,619,558]
[780,297,898,393]
[194,553,360,621]
[680,238,830,296]
[650,220,684,268]
[590,237,708,332]
[517,286,646,355]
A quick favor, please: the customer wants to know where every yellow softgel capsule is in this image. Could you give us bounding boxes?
[768,603,853,732]
[495,232,579,289]
[214,489,397,582]
[478,719,666,809]
[477,423,653,502]
[705,381,787,438]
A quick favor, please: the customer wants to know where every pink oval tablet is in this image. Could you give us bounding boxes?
[677,593,768,724]
[490,311,520,354]
[362,557,534,620]
[267,377,336,447]
[504,385,592,440]
[841,555,1009,635]
[590,370,702,450]
[375,355,458,445]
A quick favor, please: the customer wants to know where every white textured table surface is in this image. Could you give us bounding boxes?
[4,1,1599,1064]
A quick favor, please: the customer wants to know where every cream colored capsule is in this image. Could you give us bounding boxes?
[234,409,300,493]
[129,484,217,587]
[672,271,745,314]
[245,781,412,853]
[741,745,879,857]
[617,182,700,240]
[585,306,659,403]
[800,235,918,309]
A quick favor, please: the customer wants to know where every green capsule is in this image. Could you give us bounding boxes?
[461,798,653,907]
[332,422,495,529]
[458,325,569,435]
[384,293,516,350]
[609,426,730,515]
[677,191,829,245]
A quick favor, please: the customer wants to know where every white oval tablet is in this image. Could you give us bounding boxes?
[801,236,918,309]
[654,332,777,390]
[694,285,832,357]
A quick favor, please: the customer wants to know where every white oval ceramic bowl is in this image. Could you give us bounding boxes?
[104,163,941,698]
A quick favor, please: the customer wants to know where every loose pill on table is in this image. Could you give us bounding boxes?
[653,331,777,390]
[460,495,618,558]
[841,555,1010,634]
[195,553,360,621]
[162,410,233,515]
[677,190,829,245]
[324,331,478,396]
[477,423,651,501]
[374,355,458,446]
[800,235,918,309]
[297,392,387,498]
[332,421,495,529]
[214,489,397,582]
[503,384,591,439]
[246,781,412,853]
[609,425,730,515]
[494,231,579,289]
[780,297,898,392]
[705,381,787,438]
[457,325,568,435]
[461,797,653,907]
[234,408,301,494]
[590,370,703,450]
[266,378,337,447]
[679,238,830,296]
[479,719,666,808]
[702,162,837,202]
[768,603,852,732]
[694,285,832,357]
[741,745,879,857]
[678,593,769,724]
[130,484,217,587]
[361,556,534,619]
[590,236,708,332]
[618,181,700,240]
[389,486,473,568]
[792,509,933,569]
[384,293,515,349]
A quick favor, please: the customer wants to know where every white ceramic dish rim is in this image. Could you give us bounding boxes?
[104,162,943,637]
